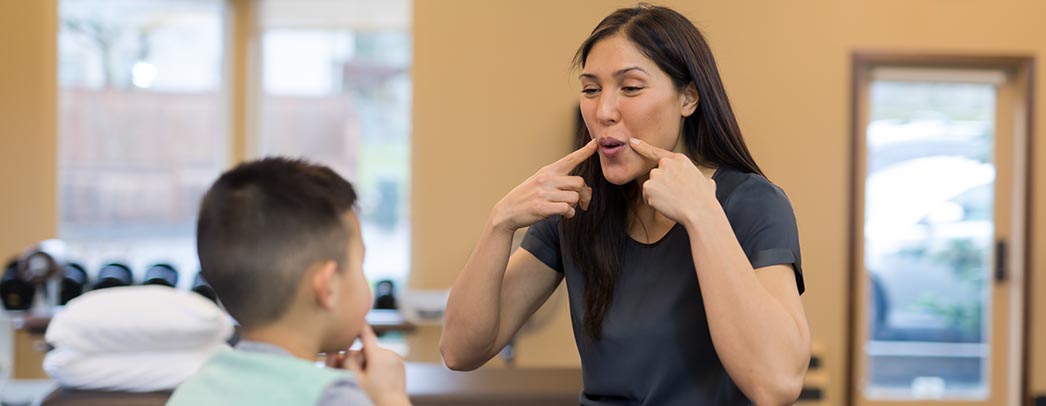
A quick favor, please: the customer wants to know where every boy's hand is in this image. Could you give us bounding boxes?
[343,325,412,406]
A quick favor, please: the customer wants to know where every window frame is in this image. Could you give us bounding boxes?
[847,51,1035,406]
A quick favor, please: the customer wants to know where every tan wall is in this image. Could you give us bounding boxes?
[0,0,57,379]
[1,0,1044,403]
[0,1,58,263]
[409,0,1046,404]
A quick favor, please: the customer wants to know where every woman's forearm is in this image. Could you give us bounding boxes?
[684,211,810,405]
[439,219,516,370]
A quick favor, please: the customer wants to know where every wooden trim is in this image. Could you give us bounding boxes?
[847,51,1036,406]
[227,0,257,166]
[1019,56,1035,406]
[852,51,1033,69]
[846,51,866,406]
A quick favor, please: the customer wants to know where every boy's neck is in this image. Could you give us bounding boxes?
[241,323,325,361]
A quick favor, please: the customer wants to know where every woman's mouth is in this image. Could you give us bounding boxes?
[598,137,627,158]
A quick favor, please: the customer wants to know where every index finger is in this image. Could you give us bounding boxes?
[547,139,597,174]
[359,324,379,353]
[628,138,670,161]
[325,352,343,368]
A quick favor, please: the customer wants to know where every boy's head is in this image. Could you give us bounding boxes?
[196,157,370,350]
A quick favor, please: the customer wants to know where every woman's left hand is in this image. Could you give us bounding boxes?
[629,138,718,228]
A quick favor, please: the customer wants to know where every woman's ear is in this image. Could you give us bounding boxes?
[310,260,340,310]
[681,82,699,117]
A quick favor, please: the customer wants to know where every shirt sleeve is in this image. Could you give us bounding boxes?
[519,216,564,272]
[722,176,805,294]
[317,376,375,406]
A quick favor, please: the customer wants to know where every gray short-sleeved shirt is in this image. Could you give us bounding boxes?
[520,166,803,406]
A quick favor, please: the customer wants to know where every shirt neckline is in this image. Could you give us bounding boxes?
[625,167,722,247]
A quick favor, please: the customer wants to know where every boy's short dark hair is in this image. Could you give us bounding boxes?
[196,157,358,328]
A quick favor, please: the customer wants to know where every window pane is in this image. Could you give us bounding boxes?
[58,0,226,287]
[863,78,996,399]
[258,5,412,289]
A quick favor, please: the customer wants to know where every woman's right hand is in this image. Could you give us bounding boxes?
[441,142,593,371]
[490,139,597,232]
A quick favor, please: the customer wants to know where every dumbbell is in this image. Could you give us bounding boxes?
[143,263,179,287]
[94,263,133,290]
[191,272,218,303]
[1,258,33,310]
[60,262,89,305]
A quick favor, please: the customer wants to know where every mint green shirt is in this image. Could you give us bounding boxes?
[167,341,373,406]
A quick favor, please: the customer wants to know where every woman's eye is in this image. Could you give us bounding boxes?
[581,88,600,95]
[622,86,644,93]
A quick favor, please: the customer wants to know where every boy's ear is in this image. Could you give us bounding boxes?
[311,260,340,310]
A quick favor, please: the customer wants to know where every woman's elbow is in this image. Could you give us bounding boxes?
[747,373,805,406]
[440,350,481,372]
[438,335,482,371]
[750,334,811,404]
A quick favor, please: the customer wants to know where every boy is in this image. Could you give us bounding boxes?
[168,158,411,406]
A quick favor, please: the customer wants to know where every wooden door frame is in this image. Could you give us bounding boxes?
[847,51,1035,406]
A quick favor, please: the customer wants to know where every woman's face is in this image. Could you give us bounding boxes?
[579,34,698,185]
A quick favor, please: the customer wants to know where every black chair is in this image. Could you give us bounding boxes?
[374,279,398,310]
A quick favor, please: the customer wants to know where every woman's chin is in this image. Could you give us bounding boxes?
[600,166,637,186]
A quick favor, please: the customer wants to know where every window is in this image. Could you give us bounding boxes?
[851,56,1032,405]
[863,77,996,398]
[256,0,412,288]
[58,0,227,287]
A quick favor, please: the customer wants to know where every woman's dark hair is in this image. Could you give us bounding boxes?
[564,4,764,340]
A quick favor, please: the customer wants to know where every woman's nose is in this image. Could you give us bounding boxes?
[595,93,620,126]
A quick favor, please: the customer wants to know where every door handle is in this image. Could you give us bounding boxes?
[994,239,1007,282]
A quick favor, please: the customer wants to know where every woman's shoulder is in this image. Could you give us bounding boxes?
[713,166,791,210]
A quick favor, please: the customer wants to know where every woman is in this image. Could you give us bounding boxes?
[440,5,809,405]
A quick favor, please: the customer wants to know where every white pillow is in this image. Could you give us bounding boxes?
[43,344,229,392]
[45,285,234,353]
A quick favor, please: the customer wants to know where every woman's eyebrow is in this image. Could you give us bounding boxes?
[579,66,649,80]
[614,66,648,77]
